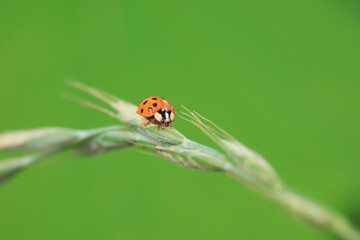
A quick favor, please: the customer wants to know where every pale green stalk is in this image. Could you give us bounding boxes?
[0,81,359,239]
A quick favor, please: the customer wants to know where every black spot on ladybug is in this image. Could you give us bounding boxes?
[152,97,157,100]
[148,107,152,111]
[153,103,157,107]
[143,100,148,105]
[141,108,144,113]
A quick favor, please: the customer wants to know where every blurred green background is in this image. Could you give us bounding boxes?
[1,0,360,239]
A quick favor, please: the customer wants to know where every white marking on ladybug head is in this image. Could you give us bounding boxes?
[154,112,162,122]
[164,111,170,122]
[170,112,175,121]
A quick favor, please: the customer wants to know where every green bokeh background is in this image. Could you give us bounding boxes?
[1,0,360,239]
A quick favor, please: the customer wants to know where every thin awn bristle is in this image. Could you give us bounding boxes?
[179,111,198,122]
[181,105,201,123]
[180,107,211,129]
[63,93,119,120]
[179,111,214,136]
[67,79,115,106]
[180,107,227,141]
[181,105,203,124]
[94,86,121,103]
[193,111,235,141]
[180,111,220,138]
[181,106,218,133]
[178,113,205,131]
[178,113,222,146]
[192,116,228,140]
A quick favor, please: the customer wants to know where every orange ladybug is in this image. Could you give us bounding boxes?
[137,96,175,129]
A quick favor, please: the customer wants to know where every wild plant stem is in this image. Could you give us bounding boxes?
[1,81,359,239]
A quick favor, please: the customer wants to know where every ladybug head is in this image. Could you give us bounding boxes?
[154,107,175,125]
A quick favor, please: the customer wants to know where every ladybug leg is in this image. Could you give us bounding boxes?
[143,119,153,126]
[157,123,161,130]
[143,121,151,126]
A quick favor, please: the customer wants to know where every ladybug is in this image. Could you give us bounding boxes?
[137,96,175,129]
